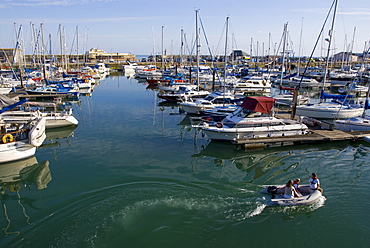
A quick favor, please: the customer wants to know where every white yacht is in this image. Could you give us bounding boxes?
[228,74,271,93]
[0,117,46,163]
[295,91,364,119]
[195,96,308,142]
[179,90,244,115]
[1,109,78,129]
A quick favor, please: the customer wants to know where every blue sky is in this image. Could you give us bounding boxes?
[1,0,370,58]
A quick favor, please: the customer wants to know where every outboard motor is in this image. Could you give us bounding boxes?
[267,186,278,199]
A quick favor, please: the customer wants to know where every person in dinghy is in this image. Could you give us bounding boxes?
[284,180,301,199]
[309,173,323,193]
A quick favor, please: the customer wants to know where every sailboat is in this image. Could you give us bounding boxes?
[334,84,370,131]
[295,0,364,120]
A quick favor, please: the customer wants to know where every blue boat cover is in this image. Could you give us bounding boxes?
[320,90,354,100]
[0,99,28,114]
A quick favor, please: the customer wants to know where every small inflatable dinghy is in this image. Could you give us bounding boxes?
[261,185,322,206]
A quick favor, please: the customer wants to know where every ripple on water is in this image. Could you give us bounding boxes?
[40,181,268,247]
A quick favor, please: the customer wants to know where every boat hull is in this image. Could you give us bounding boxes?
[0,141,36,163]
[261,185,322,206]
[202,124,308,141]
[28,117,46,147]
[296,104,364,119]
[1,111,78,129]
[179,103,215,115]
[334,117,370,131]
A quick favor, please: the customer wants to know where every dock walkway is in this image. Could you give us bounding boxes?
[232,129,370,149]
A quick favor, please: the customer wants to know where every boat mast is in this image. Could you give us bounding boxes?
[161,25,164,71]
[151,26,156,69]
[49,34,53,78]
[223,16,229,88]
[346,27,356,68]
[195,9,200,90]
[180,29,184,67]
[76,26,79,70]
[297,18,304,77]
[320,0,338,103]
[279,23,288,92]
[59,24,64,71]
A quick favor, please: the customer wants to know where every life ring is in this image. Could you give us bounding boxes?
[215,122,223,128]
[9,183,20,192]
[2,133,14,143]
[11,123,19,130]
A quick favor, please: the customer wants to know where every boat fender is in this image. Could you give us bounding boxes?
[215,122,223,128]
[2,133,14,143]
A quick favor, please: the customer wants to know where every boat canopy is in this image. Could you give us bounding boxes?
[240,96,276,114]
[320,90,354,100]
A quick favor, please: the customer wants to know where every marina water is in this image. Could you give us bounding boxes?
[1,73,369,247]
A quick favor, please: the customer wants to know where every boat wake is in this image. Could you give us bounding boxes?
[43,182,326,247]
[43,182,269,247]
[262,195,326,218]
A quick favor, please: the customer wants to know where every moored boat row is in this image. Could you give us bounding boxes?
[0,62,108,163]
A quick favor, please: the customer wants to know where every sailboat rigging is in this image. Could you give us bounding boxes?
[294,0,364,119]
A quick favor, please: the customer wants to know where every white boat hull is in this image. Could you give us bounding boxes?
[29,117,46,147]
[261,185,322,206]
[0,141,36,163]
[180,103,215,115]
[1,111,78,129]
[296,103,364,119]
[334,117,370,131]
[202,124,308,141]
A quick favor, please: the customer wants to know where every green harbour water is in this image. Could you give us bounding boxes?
[1,73,370,248]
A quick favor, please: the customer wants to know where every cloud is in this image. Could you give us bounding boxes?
[339,9,370,16]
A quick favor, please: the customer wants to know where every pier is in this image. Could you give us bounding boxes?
[232,129,370,149]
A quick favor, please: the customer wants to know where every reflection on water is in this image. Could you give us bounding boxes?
[193,140,357,183]
[0,157,51,236]
[43,125,77,142]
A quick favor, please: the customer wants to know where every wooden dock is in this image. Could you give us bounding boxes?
[17,94,78,101]
[232,129,370,149]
